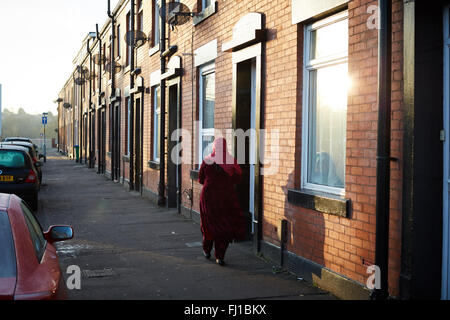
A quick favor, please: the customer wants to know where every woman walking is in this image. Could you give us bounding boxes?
[198,137,246,266]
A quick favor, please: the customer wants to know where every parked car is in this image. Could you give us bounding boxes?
[0,141,43,184]
[0,145,40,211]
[2,137,33,143]
[2,137,41,160]
[0,193,73,300]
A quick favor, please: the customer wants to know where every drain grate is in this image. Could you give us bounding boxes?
[82,268,115,278]
[185,242,202,248]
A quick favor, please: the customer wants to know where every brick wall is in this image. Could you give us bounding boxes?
[60,0,405,297]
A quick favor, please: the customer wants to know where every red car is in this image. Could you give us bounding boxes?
[0,193,73,300]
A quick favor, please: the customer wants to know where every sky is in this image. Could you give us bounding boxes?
[0,0,120,115]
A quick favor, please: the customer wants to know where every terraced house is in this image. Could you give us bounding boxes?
[57,0,450,299]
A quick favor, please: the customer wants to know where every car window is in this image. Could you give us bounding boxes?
[0,150,26,168]
[24,146,35,159]
[20,201,46,262]
[0,211,17,278]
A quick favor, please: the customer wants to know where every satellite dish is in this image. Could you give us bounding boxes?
[162,1,195,27]
[93,53,106,65]
[63,103,71,109]
[106,61,122,73]
[76,66,89,76]
[124,30,150,48]
[73,65,90,86]
[74,77,86,86]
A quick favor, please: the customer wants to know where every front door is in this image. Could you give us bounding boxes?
[98,108,106,174]
[113,103,120,181]
[84,114,88,164]
[90,111,95,168]
[443,5,450,300]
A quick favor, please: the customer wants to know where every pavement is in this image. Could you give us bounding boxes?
[36,149,337,301]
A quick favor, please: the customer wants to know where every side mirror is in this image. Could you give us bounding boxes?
[44,226,74,243]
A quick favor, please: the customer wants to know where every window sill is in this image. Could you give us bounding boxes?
[193,1,218,26]
[149,45,160,57]
[148,160,160,170]
[190,169,199,181]
[287,188,351,218]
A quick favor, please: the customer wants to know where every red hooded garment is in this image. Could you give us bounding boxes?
[199,138,246,242]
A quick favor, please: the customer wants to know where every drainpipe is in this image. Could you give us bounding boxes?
[158,0,167,207]
[87,37,93,168]
[129,0,135,190]
[96,24,102,174]
[372,0,392,300]
[79,66,83,164]
[140,79,144,195]
[108,1,116,94]
[108,0,116,181]
[63,106,65,152]
[72,85,75,159]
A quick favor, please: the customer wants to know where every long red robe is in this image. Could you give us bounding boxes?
[199,162,246,242]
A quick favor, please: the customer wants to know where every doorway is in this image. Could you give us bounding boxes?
[112,102,120,181]
[234,59,257,239]
[167,82,181,209]
[134,98,141,191]
[90,111,95,168]
[84,114,88,164]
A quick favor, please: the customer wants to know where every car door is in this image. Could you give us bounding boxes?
[13,201,61,300]
[0,210,16,300]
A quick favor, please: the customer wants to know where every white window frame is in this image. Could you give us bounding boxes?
[153,0,160,47]
[198,62,215,166]
[126,12,132,66]
[153,86,161,162]
[202,0,212,10]
[301,11,348,196]
[116,24,121,59]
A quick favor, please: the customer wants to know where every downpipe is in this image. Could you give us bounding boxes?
[108,0,117,181]
[96,23,102,175]
[371,0,392,301]
[158,0,167,207]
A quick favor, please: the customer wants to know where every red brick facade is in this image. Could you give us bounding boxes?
[57,0,408,299]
